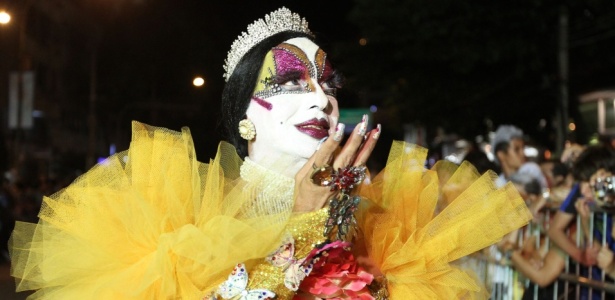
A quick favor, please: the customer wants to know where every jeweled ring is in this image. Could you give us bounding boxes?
[310,164,335,186]
[311,164,368,193]
[331,165,367,192]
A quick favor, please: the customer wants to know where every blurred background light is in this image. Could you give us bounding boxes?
[524,146,539,158]
[193,76,205,87]
[0,11,10,24]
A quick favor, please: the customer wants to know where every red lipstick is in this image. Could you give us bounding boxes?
[295,118,330,139]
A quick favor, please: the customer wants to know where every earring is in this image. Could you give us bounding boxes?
[238,119,256,141]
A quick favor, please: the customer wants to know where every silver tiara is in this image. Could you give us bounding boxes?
[223,7,314,82]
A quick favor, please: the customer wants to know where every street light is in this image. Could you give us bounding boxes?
[0,11,10,25]
[1,1,34,166]
[193,76,205,87]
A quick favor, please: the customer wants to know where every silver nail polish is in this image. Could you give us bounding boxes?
[334,123,345,141]
[357,114,368,136]
[373,124,381,139]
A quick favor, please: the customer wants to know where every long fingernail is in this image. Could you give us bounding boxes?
[373,124,381,140]
[357,114,368,136]
[334,123,345,141]
[316,137,328,150]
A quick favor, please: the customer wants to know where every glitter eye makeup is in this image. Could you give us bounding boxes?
[271,45,315,94]
[315,49,327,79]
[253,43,319,99]
[274,44,316,78]
[251,40,342,101]
[313,48,341,97]
[273,69,305,91]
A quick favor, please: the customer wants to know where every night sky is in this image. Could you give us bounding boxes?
[4,0,613,167]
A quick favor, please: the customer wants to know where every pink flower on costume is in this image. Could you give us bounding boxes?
[298,241,374,299]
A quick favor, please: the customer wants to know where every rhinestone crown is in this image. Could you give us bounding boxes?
[223,7,314,81]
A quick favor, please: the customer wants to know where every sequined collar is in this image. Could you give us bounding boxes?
[239,157,295,217]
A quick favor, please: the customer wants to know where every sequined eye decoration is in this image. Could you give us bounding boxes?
[260,69,282,94]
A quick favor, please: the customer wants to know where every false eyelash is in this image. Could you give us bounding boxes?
[273,70,304,85]
[322,69,345,89]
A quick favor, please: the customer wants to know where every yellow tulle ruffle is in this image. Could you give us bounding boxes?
[9,123,531,299]
[358,141,532,299]
[10,122,290,299]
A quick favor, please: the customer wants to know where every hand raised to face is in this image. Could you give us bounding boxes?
[293,115,381,213]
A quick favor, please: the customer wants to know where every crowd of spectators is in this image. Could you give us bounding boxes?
[463,124,615,299]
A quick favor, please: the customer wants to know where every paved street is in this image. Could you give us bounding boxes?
[0,262,30,300]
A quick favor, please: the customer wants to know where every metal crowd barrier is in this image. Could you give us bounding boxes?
[460,202,615,300]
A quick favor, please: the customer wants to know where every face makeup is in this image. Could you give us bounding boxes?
[246,37,341,168]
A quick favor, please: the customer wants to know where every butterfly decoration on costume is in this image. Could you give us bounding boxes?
[215,263,276,300]
[266,234,314,291]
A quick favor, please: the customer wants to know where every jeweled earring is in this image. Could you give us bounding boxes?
[238,119,256,141]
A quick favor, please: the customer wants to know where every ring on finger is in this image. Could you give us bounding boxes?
[333,165,368,192]
[310,164,335,186]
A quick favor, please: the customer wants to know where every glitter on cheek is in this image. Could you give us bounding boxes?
[251,97,273,111]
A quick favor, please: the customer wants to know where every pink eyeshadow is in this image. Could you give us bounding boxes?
[273,48,307,77]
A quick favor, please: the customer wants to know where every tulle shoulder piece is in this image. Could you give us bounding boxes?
[358,140,531,299]
[10,121,289,299]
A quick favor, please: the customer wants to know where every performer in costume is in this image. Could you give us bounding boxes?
[10,7,532,299]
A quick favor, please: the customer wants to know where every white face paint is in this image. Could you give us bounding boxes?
[246,37,340,176]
